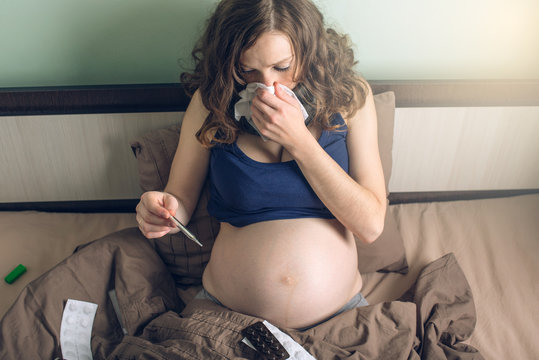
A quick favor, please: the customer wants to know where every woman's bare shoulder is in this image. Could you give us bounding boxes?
[346,82,375,129]
[184,89,210,125]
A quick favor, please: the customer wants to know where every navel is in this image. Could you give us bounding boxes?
[280,275,297,287]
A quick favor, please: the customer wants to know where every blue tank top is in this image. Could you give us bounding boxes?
[207,114,348,227]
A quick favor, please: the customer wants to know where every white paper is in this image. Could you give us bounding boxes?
[60,299,98,360]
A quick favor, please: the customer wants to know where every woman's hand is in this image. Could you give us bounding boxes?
[250,82,311,151]
[136,191,180,239]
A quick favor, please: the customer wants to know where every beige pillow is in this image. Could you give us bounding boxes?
[130,91,407,284]
[356,91,408,273]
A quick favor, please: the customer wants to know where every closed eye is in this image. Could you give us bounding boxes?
[240,66,290,74]
[274,66,290,72]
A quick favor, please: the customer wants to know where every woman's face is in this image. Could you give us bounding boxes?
[239,31,298,89]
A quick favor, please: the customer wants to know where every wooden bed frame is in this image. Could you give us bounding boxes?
[1,80,538,212]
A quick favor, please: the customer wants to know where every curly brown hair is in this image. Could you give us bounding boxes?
[181,0,369,147]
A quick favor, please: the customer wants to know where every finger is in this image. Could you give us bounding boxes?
[137,199,170,223]
[137,211,180,239]
[273,82,299,107]
[144,229,173,239]
[162,193,179,217]
[252,94,278,121]
[136,211,173,230]
[250,107,275,137]
[141,192,170,219]
[250,103,267,124]
[254,88,281,110]
[136,207,174,240]
[137,220,174,239]
[139,208,171,228]
[141,215,181,235]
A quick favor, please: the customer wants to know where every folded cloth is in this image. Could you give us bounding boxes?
[234,82,309,141]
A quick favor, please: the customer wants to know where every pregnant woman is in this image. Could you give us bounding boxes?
[136,0,386,330]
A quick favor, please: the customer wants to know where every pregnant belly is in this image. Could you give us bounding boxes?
[202,218,362,329]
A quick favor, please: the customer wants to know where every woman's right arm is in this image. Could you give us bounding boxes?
[136,90,211,238]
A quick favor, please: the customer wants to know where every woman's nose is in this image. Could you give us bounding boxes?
[259,72,274,87]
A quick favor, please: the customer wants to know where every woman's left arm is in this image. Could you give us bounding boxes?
[295,89,386,243]
[252,82,387,243]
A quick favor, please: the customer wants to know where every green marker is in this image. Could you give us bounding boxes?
[5,264,27,284]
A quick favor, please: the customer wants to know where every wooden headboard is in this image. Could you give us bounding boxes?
[1,81,538,212]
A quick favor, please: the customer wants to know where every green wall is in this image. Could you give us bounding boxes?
[1,0,537,87]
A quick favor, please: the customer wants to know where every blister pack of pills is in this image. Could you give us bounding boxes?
[60,299,98,360]
[241,320,316,360]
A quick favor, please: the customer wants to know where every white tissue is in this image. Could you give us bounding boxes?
[234,82,309,141]
[60,299,98,360]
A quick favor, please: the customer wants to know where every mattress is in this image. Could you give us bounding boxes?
[362,194,539,360]
[1,193,538,359]
[0,211,138,317]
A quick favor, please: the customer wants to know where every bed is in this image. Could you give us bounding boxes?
[1,81,538,359]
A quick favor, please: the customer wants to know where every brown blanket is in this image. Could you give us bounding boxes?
[0,228,483,359]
